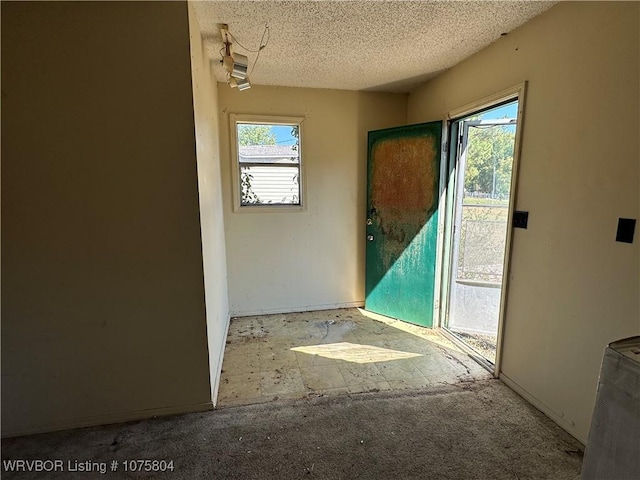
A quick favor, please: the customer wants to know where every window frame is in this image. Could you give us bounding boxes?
[229,114,306,213]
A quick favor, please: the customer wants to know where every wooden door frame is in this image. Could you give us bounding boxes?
[435,82,528,377]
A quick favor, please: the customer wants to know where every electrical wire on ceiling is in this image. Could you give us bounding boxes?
[249,25,270,77]
[219,24,270,92]
[228,24,269,53]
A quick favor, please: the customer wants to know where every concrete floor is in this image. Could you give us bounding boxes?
[218,308,491,407]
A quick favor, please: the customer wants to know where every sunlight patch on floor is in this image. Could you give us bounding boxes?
[357,308,463,351]
[218,308,492,407]
[291,342,423,364]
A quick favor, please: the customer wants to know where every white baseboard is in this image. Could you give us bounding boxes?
[230,301,365,318]
[499,373,586,445]
[2,401,214,439]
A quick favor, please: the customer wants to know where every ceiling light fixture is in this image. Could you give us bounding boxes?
[230,53,249,79]
[229,77,251,91]
[220,24,251,91]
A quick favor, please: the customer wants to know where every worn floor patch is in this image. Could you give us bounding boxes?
[219,308,491,407]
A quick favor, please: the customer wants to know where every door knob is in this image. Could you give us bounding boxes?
[367,235,374,242]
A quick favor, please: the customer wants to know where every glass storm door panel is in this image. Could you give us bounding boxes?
[365,122,442,327]
[445,102,518,363]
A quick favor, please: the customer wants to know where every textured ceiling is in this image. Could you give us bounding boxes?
[192,1,555,93]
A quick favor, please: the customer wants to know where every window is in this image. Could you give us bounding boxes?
[230,114,304,211]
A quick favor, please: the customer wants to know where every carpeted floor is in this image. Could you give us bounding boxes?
[2,379,583,479]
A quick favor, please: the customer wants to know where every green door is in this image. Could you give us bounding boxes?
[365,122,442,327]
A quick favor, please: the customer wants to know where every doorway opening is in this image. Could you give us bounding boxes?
[441,95,522,369]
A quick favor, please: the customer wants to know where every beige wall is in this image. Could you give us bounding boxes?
[218,86,407,315]
[188,4,230,404]
[1,1,213,435]
[408,1,639,443]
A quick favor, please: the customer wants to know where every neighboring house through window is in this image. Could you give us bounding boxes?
[230,114,304,211]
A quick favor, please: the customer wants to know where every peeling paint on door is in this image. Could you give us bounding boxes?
[365,122,442,327]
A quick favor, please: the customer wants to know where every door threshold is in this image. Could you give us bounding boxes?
[438,327,496,375]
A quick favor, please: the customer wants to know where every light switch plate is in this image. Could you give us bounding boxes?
[616,218,636,243]
[513,211,528,229]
